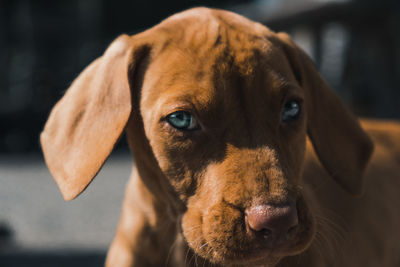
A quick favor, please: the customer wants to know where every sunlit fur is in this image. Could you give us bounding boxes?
[40,7,400,267]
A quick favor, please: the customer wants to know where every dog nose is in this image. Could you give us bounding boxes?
[245,203,298,246]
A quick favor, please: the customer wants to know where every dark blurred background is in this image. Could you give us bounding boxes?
[0,0,399,266]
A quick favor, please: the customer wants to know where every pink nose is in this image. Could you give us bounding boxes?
[245,203,298,247]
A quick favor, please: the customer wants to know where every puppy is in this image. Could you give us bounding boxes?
[41,7,400,267]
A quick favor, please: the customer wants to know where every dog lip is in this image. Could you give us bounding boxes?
[206,230,305,265]
[202,218,311,265]
[215,247,282,266]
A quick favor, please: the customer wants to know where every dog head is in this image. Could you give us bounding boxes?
[41,7,373,266]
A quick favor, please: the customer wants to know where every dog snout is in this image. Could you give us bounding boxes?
[245,202,299,248]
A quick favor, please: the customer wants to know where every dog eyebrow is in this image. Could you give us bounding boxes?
[266,69,303,98]
[281,84,303,98]
[156,89,212,115]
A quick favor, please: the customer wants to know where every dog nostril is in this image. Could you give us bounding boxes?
[260,228,272,239]
[288,225,298,233]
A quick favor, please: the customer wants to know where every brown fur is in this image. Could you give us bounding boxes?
[41,8,400,267]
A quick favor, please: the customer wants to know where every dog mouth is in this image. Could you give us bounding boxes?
[208,247,282,266]
[181,197,315,266]
[195,225,310,265]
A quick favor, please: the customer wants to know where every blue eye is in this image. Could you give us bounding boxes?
[166,111,199,130]
[282,100,301,122]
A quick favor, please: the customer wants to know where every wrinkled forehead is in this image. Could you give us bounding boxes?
[140,12,298,111]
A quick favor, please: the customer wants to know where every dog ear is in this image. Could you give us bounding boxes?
[276,32,373,196]
[41,35,147,201]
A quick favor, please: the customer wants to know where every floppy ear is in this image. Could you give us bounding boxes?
[41,35,145,201]
[277,32,373,196]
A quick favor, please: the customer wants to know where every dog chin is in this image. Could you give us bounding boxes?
[207,249,282,267]
[194,243,314,267]
[185,229,313,267]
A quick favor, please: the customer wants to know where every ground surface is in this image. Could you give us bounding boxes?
[0,153,132,266]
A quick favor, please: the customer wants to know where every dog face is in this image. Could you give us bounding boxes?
[136,17,313,265]
[41,7,373,266]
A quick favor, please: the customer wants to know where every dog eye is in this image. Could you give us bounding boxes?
[282,100,301,122]
[166,111,199,130]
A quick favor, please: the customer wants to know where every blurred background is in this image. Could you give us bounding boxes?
[0,0,399,266]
